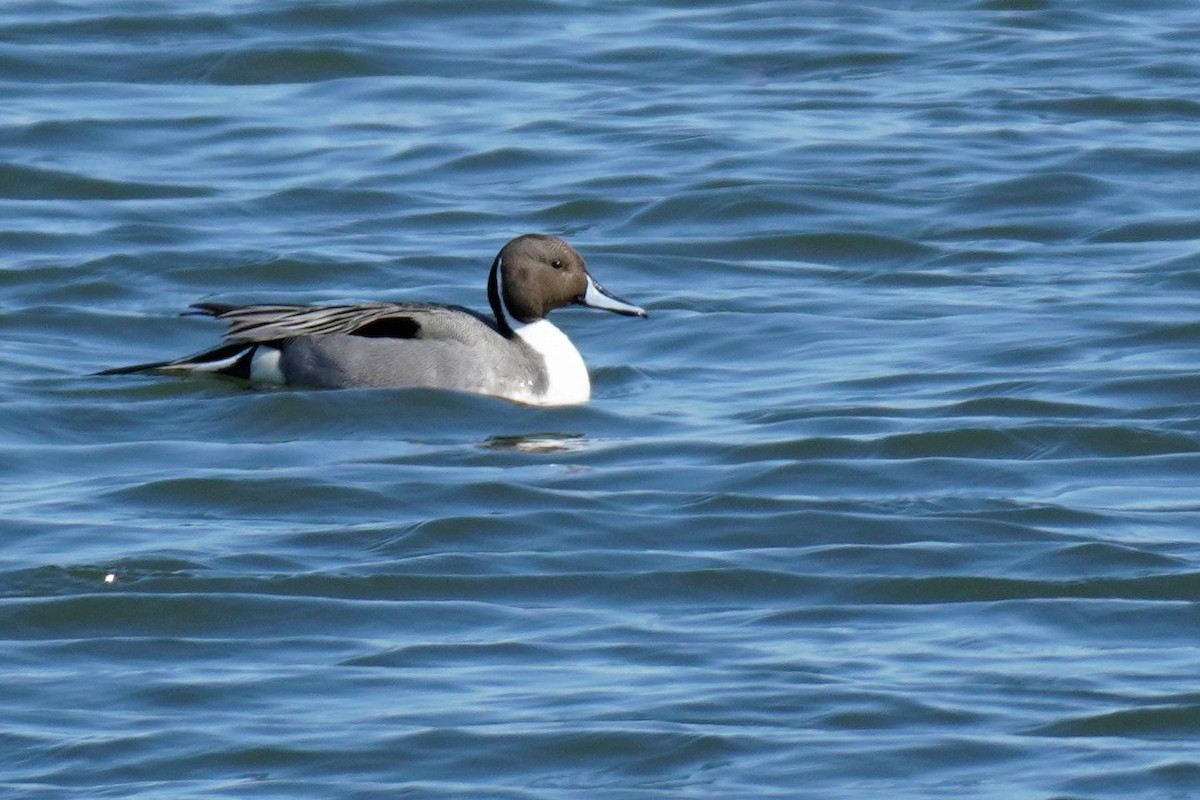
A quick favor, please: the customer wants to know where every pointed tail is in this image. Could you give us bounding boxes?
[96,342,259,379]
[95,360,175,376]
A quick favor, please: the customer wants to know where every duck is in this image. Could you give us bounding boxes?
[99,234,647,406]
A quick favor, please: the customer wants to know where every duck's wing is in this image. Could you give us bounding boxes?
[190,301,498,345]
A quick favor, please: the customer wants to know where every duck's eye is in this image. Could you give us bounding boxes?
[550,259,564,270]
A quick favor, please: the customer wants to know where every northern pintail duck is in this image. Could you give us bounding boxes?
[100,234,647,406]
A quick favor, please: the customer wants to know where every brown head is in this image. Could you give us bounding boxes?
[487,234,646,330]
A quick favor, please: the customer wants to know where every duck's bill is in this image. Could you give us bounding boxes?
[579,274,647,317]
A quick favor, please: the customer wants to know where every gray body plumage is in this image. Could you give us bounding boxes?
[270,306,546,396]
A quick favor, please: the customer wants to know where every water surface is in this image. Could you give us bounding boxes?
[4,2,1200,798]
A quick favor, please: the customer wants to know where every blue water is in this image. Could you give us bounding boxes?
[4,2,1200,798]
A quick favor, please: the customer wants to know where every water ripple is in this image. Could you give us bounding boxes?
[5,1,1200,798]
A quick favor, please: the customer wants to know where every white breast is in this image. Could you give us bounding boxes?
[513,319,591,406]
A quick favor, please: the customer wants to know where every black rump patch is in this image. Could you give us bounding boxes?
[192,342,258,379]
[351,316,421,339]
[192,342,254,365]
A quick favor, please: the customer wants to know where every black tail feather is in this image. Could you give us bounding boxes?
[186,302,240,317]
[95,360,173,376]
[96,342,258,379]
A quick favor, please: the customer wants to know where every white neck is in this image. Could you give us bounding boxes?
[514,319,591,406]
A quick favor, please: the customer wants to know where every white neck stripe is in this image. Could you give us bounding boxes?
[494,255,515,328]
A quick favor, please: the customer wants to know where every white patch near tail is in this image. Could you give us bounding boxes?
[249,346,285,384]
